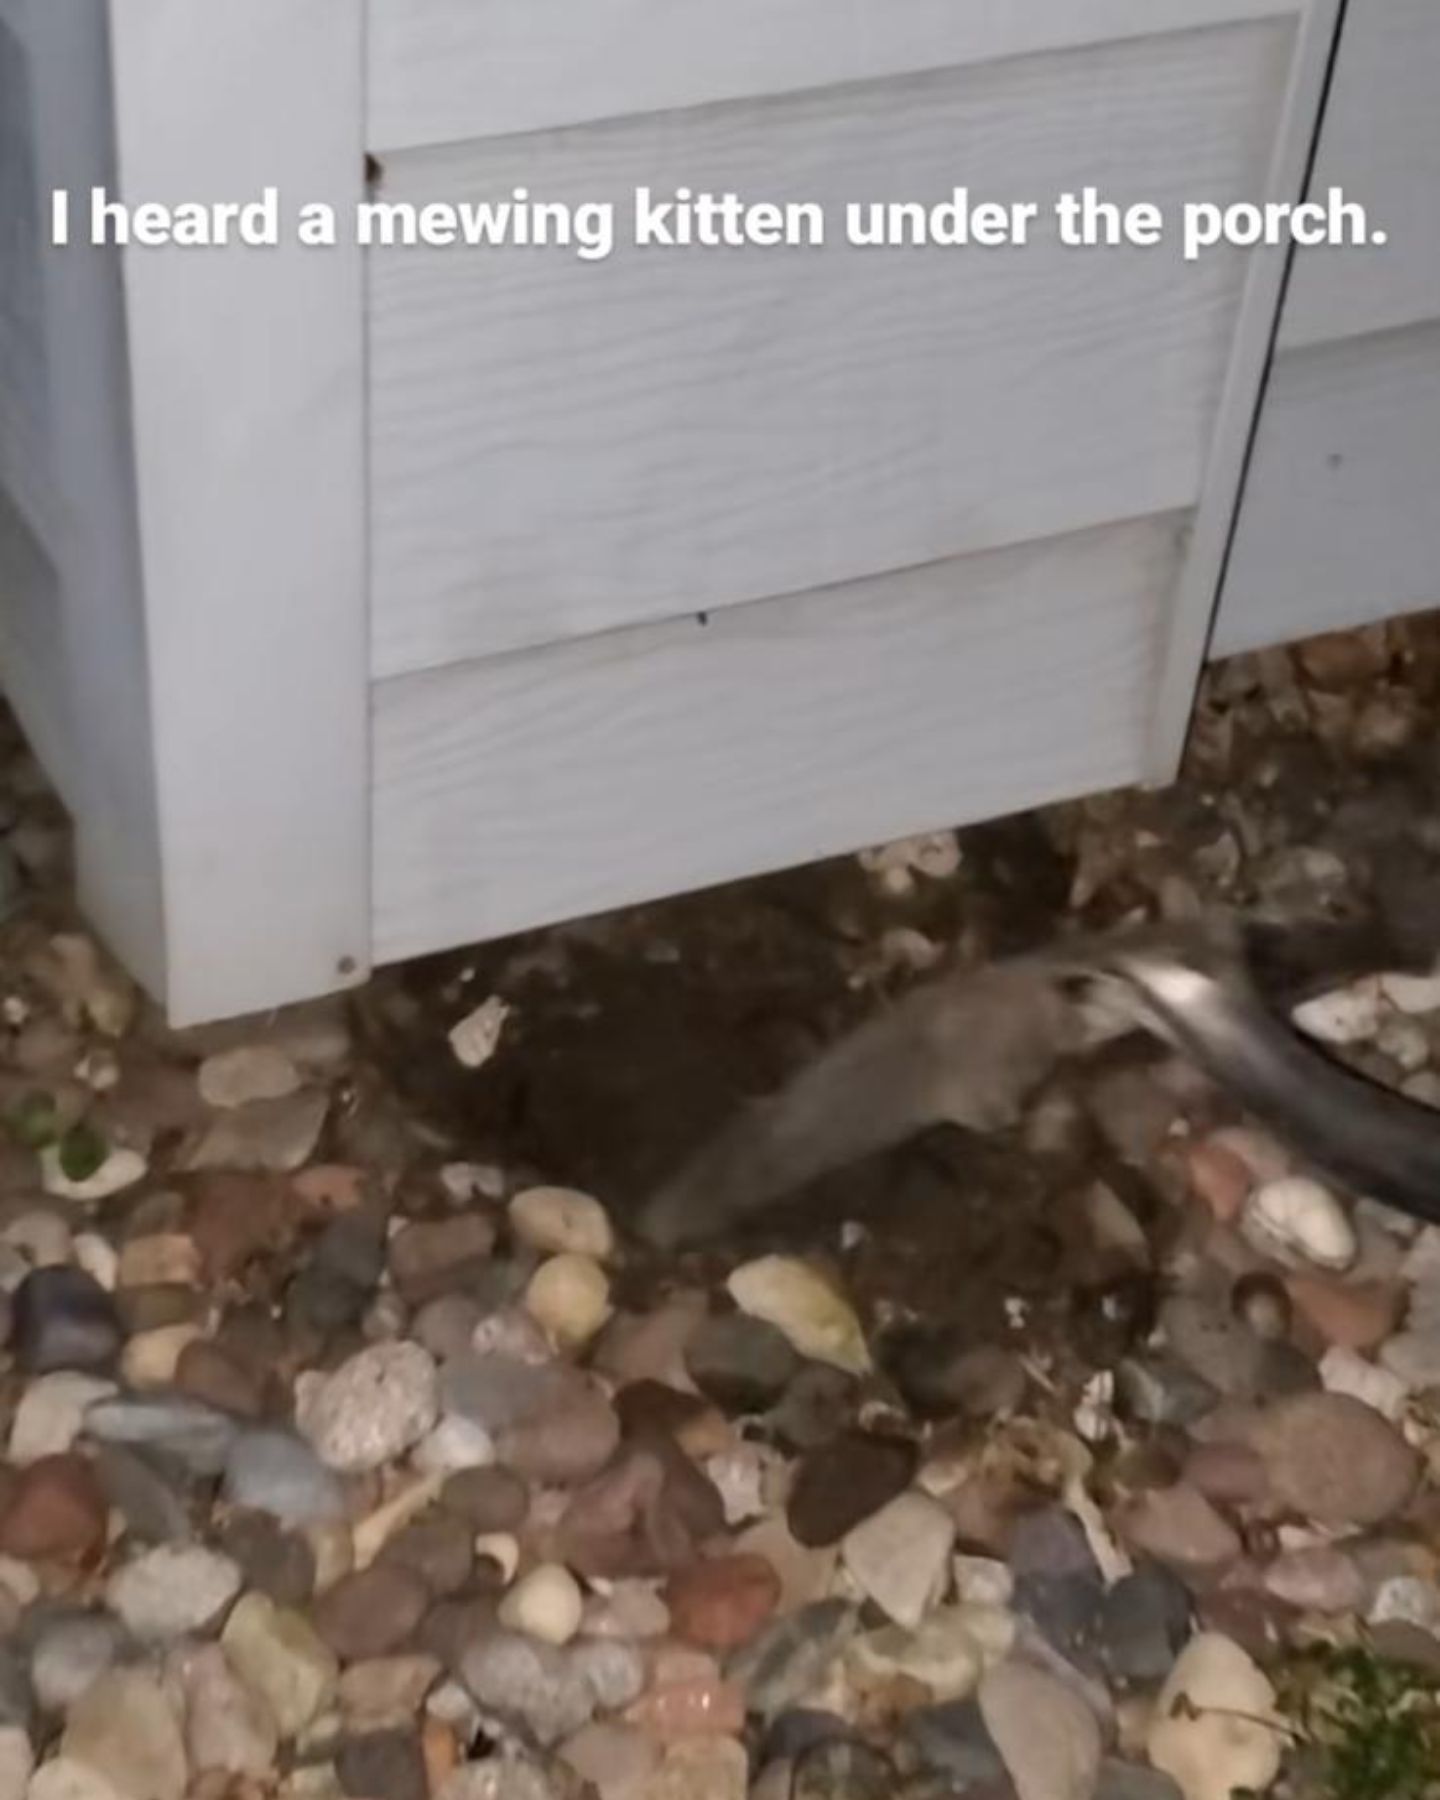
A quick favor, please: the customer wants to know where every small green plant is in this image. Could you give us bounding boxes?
[1276,1643,1440,1800]
[4,1089,59,1149]
[56,1120,107,1181]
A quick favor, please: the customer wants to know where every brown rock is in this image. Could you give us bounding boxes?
[338,1654,442,1727]
[378,1514,474,1598]
[213,1305,291,1390]
[440,1466,529,1533]
[412,1295,482,1362]
[1185,1140,1253,1225]
[311,1565,429,1661]
[175,1340,268,1417]
[1295,625,1390,691]
[1120,1483,1242,1573]
[117,1233,202,1289]
[387,1216,495,1305]
[1285,1273,1402,1352]
[1263,1545,1365,1613]
[421,1717,459,1794]
[556,1440,725,1579]
[665,1554,781,1651]
[787,1433,919,1548]
[293,1164,369,1215]
[1182,1443,1272,1507]
[615,1382,716,1443]
[116,1284,206,1335]
[592,1294,708,1390]
[190,1173,295,1279]
[0,1452,107,1560]
[496,1384,621,1488]
[1247,1392,1419,1526]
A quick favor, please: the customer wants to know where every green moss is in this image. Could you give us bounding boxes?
[5,1089,59,1149]
[1276,1643,1440,1800]
[56,1120,107,1182]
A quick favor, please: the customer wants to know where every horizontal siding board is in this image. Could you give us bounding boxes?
[1278,0,1440,351]
[371,514,1179,964]
[371,22,1291,678]
[1213,323,1440,656]
[367,0,1299,149]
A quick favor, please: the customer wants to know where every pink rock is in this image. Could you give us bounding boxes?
[1182,1443,1272,1508]
[1185,1140,1254,1225]
[558,1722,661,1794]
[1247,1393,1419,1526]
[624,1674,746,1740]
[1208,1126,1291,1185]
[293,1164,368,1213]
[1286,1274,1401,1352]
[1263,1546,1365,1613]
[1120,1483,1242,1573]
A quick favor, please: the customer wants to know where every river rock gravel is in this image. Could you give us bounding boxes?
[0,623,1435,1797]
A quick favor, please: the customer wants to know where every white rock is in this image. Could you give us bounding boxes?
[979,1660,1102,1800]
[841,1491,955,1630]
[1319,1345,1409,1420]
[473,1536,521,1587]
[1379,1328,1440,1391]
[848,1606,1002,1701]
[122,1323,203,1389]
[295,1342,439,1472]
[448,996,511,1070]
[1402,1070,1440,1110]
[27,1761,125,1800]
[198,1044,302,1108]
[40,1145,147,1204]
[524,1254,612,1350]
[1,1210,73,1267]
[508,1187,615,1261]
[177,1641,279,1776]
[1242,1176,1356,1271]
[0,1726,33,1800]
[629,1741,746,1800]
[1147,1632,1282,1800]
[412,1414,497,1476]
[351,1473,446,1569]
[1356,1196,1424,1243]
[858,831,961,895]
[76,1050,120,1094]
[953,1556,1015,1608]
[726,1256,871,1375]
[439,1163,506,1205]
[704,1442,776,1526]
[1206,1126,1290,1185]
[71,1234,118,1291]
[497,1564,584,1646]
[61,1667,186,1800]
[1369,1575,1440,1632]
[9,1373,118,1463]
[1380,969,1440,1015]
[1377,1013,1430,1073]
[0,1558,39,1611]
[426,1676,483,1729]
[105,1543,243,1642]
[557,1722,660,1800]
[1291,977,1382,1045]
